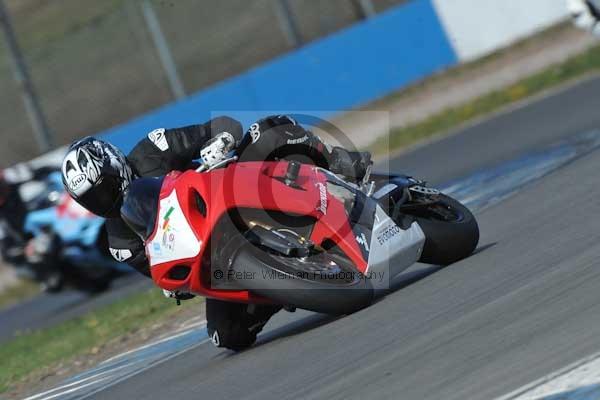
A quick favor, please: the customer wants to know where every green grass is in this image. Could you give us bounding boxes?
[370,42,600,155]
[0,287,200,393]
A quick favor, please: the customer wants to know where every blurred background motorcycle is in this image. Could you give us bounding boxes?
[0,169,130,293]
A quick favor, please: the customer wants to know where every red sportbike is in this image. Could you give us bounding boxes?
[121,157,479,315]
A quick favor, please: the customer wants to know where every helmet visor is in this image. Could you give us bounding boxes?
[76,175,123,217]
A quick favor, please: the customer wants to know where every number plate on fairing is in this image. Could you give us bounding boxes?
[147,190,201,266]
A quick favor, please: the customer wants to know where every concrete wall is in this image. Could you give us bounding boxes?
[100,0,457,152]
[433,0,570,61]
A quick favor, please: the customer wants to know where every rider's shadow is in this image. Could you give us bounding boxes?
[255,312,341,348]
[384,241,497,294]
[250,265,445,349]
[242,242,497,351]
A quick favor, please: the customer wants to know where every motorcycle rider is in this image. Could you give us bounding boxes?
[61,114,371,350]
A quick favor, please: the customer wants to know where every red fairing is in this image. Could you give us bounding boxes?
[147,162,367,304]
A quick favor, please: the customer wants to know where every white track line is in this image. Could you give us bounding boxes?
[78,338,211,400]
[497,351,600,400]
[23,362,139,400]
[100,321,206,365]
[22,322,209,400]
[24,376,112,400]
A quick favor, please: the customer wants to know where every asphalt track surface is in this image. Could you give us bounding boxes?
[9,74,600,399]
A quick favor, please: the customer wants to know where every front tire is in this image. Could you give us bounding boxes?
[412,195,479,265]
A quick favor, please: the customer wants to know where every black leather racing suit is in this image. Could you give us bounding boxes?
[106,115,367,349]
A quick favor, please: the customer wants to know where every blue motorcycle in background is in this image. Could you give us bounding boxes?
[16,172,131,292]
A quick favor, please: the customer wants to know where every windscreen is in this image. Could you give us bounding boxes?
[120,177,164,241]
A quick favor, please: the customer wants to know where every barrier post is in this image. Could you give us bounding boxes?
[274,0,303,48]
[141,0,186,100]
[355,0,376,19]
[0,0,53,152]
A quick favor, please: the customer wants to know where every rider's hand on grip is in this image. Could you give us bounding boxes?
[200,132,236,169]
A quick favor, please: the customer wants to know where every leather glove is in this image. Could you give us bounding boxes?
[200,132,236,169]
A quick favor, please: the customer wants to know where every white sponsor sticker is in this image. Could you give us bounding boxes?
[287,135,309,145]
[356,232,370,252]
[315,182,328,215]
[146,190,201,266]
[376,223,402,245]
[211,331,220,346]
[109,248,133,262]
[248,123,261,143]
[68,173,87,192]
[148,128,169,151]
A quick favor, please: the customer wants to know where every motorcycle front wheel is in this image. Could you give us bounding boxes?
[229,245,373,315]
[407,194,479,265]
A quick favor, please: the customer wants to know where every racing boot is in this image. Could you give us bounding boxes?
[206,298,282,351]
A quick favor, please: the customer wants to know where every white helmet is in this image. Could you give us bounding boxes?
[61,137,134,217]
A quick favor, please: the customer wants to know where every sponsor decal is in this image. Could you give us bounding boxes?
[356,232,370,252]
[146,191,201,266]
[315,182,328,214]
[160,206,177,250]
[162,231,175,251]
[109,248,132,262]
[211,331,220,346]
[68,173,87,192]
[248,123,261,143]
[287,135,309,145]
[377,223,401,245]
[162,206,175,230]
[148,128,169,151]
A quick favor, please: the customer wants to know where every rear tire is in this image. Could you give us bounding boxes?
[412,195,479,265]
[229,245,373,315]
